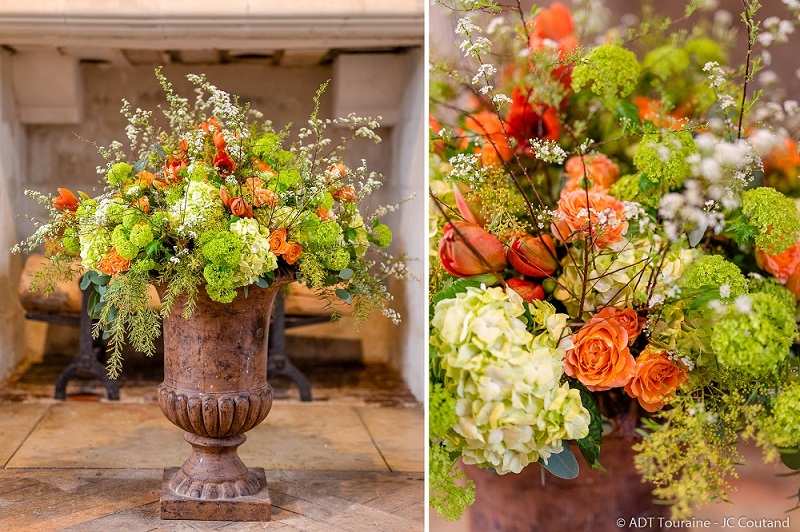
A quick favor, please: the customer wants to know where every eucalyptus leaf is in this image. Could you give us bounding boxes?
[79,274,92,291]
[539,441,579,479]
[132,159,146,174]
[255,277,270,288]
[335,288,352,303]
[338,268,354,280]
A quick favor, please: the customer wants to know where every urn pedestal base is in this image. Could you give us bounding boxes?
[160,467,271,521]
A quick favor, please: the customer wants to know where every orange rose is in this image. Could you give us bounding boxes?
[328,162,348,177]
[316,205,333,221]
[552,189,628,248]
[252,158,276,174]
[229,197,253,218]
[563,310,636,391]
[136,171,156,188]
[333,186,358,202]
[604,307,644,346]
[755,240,800,284]
[283,242,303,265]
[253,188,278,208]
[54,188,79,212]
[464,110,513,167]
[97,248,132,276]
[624,347,686,412]
[563,154,619,192]
[245,177,265,190]
[269,228,290,255]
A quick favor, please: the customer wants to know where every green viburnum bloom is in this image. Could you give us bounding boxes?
[572,44,641,103]
[634,131,697,189]
[430,286,589,474]
[111,225,138,260]
[107,162,133,187]
[684,38,726,66]
[748,275,796,314]
[711,293,797,377]
[128,223,154,248]
[324,248,350,271]
[681,254,747,299]
[643,45,690,82]
[765,383,800,448]
[373,223,393,248]
[742,187,800,254]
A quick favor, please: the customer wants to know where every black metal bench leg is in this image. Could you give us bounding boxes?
[268,294,312,401]
[54,286,120,401]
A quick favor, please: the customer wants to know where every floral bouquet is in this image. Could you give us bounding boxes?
[430,0,800,521]
[14,68,404,377]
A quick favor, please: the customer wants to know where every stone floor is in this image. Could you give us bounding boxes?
[0,353,424,531]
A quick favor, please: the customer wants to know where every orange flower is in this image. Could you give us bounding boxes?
[755,240,800,284]
[563,153,620,192]
[253,188,278,208]
[245,177,265,190]
[54,188,79,212]
[763,137,800,177]
[284,242,303,265]
[229,197,253,218]
[552,189,628,248]
[563,310,636,391]
[136,171,156,189]
[438,221,507,278]
[137,196,150,213]
[507,233,558,277]
[594,307,643,346]
[212,130,227,151]
[453,182,486,227]
[252,158,276,174]
[328,162,348,178]
[624,347,686,412]
[633,97,687,130]
[213,151,236,175]
[464,110,513,167]
[199,116,220,134]
[528,2,578,55]
[164,141,188,182]
[97,248,132,276]
[219,187,232,208]
[333,186,357,202]
[316,205,333,220]
[505,278,545,303]
[269,228,290,255]
[505,88,561,150]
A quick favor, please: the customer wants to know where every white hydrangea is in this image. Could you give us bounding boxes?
[229,218,277,286]
[431,286,590,474]
[168,180,222,236]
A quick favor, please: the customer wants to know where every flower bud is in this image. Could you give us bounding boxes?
[438,222,507,278]
[453,182,486,227]
[505,278,545,303]
[507,233,558,277]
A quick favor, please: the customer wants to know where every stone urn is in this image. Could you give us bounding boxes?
[465,396,667,531]
[157,276,292,521]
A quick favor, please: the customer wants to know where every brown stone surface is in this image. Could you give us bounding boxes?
[160,467,271,522]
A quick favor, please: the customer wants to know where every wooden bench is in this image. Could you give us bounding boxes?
[19,254,318,401]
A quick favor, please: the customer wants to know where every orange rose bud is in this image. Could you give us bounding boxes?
[552,189,628,248]
[624,347,687,412]
[506,278,545,303]
[563,153,620,192]
[229,197,253,218]
[97,248,132,276]
[755,240,800,284]
[283,242,303,265]
[438,221,507,278]
[54,188,79,212]
[507,233,558,278]
[333,186,357,202]
[253,188,278,208]
[268,228,290,255]
[453,182,486,227]
[563,310,636,391]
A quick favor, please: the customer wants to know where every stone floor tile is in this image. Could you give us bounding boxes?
[0,403,50,466]
[356,406,424,472]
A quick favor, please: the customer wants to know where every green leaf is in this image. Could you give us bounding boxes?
[80,274,92,291]
[539,441,579,479]
[87,289,100,318]
[780,447,800,470]
[687,286,722,312]
[132,158,146,174]
[145,240,159,256]
[571,381,605,471]
[616,99,642,127]
[255,277,270,288]
[338,268,354,280]
[335,288,352,303]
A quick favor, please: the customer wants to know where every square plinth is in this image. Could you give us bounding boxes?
[160,467,271,521]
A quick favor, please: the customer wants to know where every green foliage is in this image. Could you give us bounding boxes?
[572,381,604,471]
[538,441,579,479]
[572,44,641,104]
[429,443,476,521]
[742,187,800,254]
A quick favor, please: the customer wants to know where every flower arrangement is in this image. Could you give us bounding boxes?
[430,0,800,521]
[14,69,406,377]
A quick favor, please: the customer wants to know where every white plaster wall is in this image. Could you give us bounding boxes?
[0,49,28,382]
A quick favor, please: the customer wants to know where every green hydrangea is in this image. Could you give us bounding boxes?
[122,211,146,231]
[634,132,697,189]
[373,223,393,248]
[430,383,458,439]
[324,248,350,271]
[168,180,223,236]
[643,45,689,82]
[229,218,277,285]
[129,223,154,248]
[278,169,301,188]
[685,38,726,66]
[681,254,747,299]
[107,162,133,186]
[610,174,660,209]
[431,286,590,474]
[742,187,800,254]
[319,192,335,210]
[765,384,800,448]
[78,228,111,270]
[748,275,796,314]
[201,231,242,270]
[203,264,236,303]
[712,293,796,376]
[62,228,80,254]
[572,44,641,102]
[310,220,342,249]
[111,225,138,260]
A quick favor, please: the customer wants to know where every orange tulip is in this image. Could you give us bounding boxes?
[452,183,486,227]
[213,151,236,175]
[219,187,232,208]
[438,222,507,278]
[506,278,545,303]
[229,197,253,218]
[135,171,156,189]
[54,188,79,212]
[528,2,578,55]
[505,88,561,150]
[507,233,558,277]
